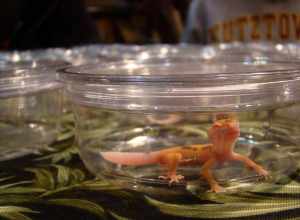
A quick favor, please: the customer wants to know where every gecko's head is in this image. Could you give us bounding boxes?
[208,117,240,144]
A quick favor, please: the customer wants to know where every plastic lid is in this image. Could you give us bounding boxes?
[0,59,67,71]
[0,49,92,66]
[60,59,300,112]
[199,43,294,61]
[0,60,68,98]
[85,44,202,61]
[81,43,291,64]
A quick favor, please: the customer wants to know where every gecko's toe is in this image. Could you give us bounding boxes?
[260,169,269,177]
[158,175,168,180]
[257,168,269,179]
[177,175,185,181]
[159,174,185,185]
[168,175,185,185]
[210,184,225,193]
[260,173,271,181]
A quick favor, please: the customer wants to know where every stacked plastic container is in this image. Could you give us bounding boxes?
[0,60,68,160]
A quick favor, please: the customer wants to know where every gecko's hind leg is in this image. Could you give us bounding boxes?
[158,153,184,185]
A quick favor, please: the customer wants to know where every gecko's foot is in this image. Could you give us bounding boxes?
[247,164,270,180]
[159,174,185,185]
[256,168,270,180]
[210,184,225,193]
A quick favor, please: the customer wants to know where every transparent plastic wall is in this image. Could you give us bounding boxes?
[0,61,65,160]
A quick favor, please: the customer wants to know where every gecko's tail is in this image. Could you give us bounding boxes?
[100,151,160,166]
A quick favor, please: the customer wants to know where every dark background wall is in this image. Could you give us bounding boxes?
[0,0,191,50]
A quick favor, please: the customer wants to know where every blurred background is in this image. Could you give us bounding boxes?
[0,0,191,50]
[2,0,300,50]
[85,0,190,44]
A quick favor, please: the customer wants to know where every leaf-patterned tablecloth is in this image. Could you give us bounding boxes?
[1,124,300,220]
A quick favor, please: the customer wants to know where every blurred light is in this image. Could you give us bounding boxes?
[124,62,139,74]
[160,47,169,55]
[276,44,284,51]
[139,52,150,61]
[65,49,72,56]
[11,53,21,62]
[32,61,37,68]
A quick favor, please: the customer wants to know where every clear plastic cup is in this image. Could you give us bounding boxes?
[0,60,67,160]
[60,59,300,194]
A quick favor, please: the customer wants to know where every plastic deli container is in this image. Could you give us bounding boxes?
[0,60,67,160]
[60,59,300,193]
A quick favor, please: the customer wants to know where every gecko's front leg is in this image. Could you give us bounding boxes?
[158,153,185,184]
[201,158,224,192]
[231,153,269,177]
